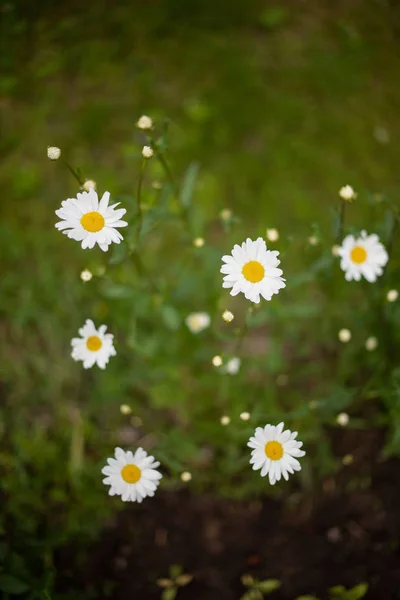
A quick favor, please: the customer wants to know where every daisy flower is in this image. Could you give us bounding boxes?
[71,319,116,369]
[248,422,305,485]
[102,447,162,502]
[221,237,285,304]
[55,189,127,252]
[337,231,388,282]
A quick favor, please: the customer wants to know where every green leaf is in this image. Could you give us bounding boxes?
[160,305,181,331]
[347,583,368,600]
[296,596,320,600]
[0,574,29,594]
[101,283,132,299]
[162,587,178,600]
[329,586,346,598]
[257,578,281,594]
[169,564,182,579]
[180,162,200,208]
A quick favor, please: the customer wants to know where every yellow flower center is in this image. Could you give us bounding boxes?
[86,335,102,352]
[242,260,265,283]
[265,441,284,461]
[80,211,105,233]
[350,245,367,264]
[121,464,141,484]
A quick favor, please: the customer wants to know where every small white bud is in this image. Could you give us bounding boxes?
[185,312,210,334]
[365,336,378,351]
[47,146,61,160]
[308,235,319,246]
[120,404,132,415]
[338,328,351,343]
[336,412,349,427]
[142,146,154,159]
[331,245,340,257]
[240,412,250,421]
[222,310,234,323]
[342,454,354,465]
[387,289,398,302]
[220,208,232,221]
[180,471,192,482]
[193,237,205,248]
[136,115,153,130]
[83,179,96,192]
[220,415,230,425]
[266,228,279,242]
[80,269,93,282]
[223,357,241,375]
[212,355,223,367]
[339,185,357,202]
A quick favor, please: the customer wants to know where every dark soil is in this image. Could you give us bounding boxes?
[56,429,400,600]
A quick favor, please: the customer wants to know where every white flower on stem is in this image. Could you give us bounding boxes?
[337,231,388,282]
[55,189,128,252]
[339,185,357,202]
[212,355,223,367]
[387,289,398,302]
[248,422,305,485]
[266,228,279,242]
[220,208,232,221]
[222,310,234,323]
[185,312,210,333]
[136,115,153,130]
[180,471,192,482]
[47,146,61,160]
[142,145,154,159]
[336,412,349,427]
[71,319,116,369]
[80,269,93,282]
[365,336,378,351]
[83,179,96,192]
[222,357,241,375]
[102,447,162,503]
[193,237,205,248]
[221,237,285,304]
[220,415,230,425]
[240,412,251,421]
[338,328,351,343]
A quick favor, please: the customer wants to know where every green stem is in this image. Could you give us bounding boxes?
[64,161,84,187]
[336,200,346,241]
[234,307,251,356]
[136,159,147,241]
[131,251,158,293]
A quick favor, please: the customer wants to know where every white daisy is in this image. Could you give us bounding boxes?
[248,422,305,485]
[337,231,388,282]
[55,189,128,252]
[185,312,211,333]
[221,237,285,304]
[71,319,116,369]
[102,447,162,502]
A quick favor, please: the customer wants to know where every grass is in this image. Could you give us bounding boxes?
[1,1,400,597]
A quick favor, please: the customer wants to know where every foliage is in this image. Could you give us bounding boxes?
[1,1,400,597]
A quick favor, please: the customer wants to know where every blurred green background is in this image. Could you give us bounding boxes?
[1,0,400,597]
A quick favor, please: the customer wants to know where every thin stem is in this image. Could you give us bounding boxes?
[64,161,84,187]
[336,200,346,241]
[136,158,147,241]
[234,307,251,356]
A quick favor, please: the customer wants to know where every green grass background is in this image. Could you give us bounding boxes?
[1,0,400,597]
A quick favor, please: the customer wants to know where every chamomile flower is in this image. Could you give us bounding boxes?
[337,231,388,282]
[248,422,305,485]
[102,447,162,503]
[55,189,128,252]
[221,237,285,304]
[71,319,116,369]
